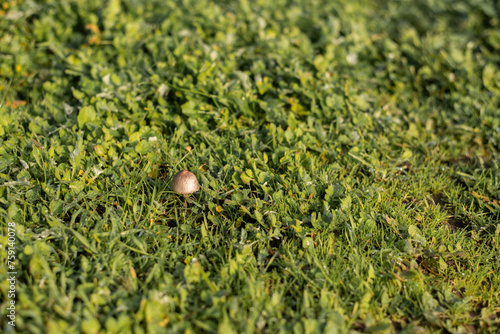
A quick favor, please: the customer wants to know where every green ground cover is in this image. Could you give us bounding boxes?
[1,0,499,332]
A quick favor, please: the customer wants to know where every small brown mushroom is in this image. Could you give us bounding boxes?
[170,170,200,194]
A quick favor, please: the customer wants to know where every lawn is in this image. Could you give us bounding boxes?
[0,0,499,333]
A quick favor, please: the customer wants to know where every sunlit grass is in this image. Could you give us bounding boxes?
[0,0,499,333]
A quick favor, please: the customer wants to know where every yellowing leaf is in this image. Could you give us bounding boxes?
[239,205,251,215]
[135,140,151,154]
[483,63,496,89]
[439,257,448,271]
[408,224,426,245]
[5,100,26,108]
[130,266,137,279]
[77,106,96,128]
[401,149,413,160]
[85,23,100,35]
[240,172,253,185]
[148,164,159,179]
[254,210,263,222]
[94,144,106,157]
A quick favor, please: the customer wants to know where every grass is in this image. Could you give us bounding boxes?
[0,0,499,333]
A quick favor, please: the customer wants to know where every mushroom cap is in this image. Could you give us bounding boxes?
[170,170,200,194]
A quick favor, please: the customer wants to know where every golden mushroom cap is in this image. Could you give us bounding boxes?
[170,170,200,194]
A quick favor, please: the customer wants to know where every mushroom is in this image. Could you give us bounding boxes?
[170,170,200,195]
